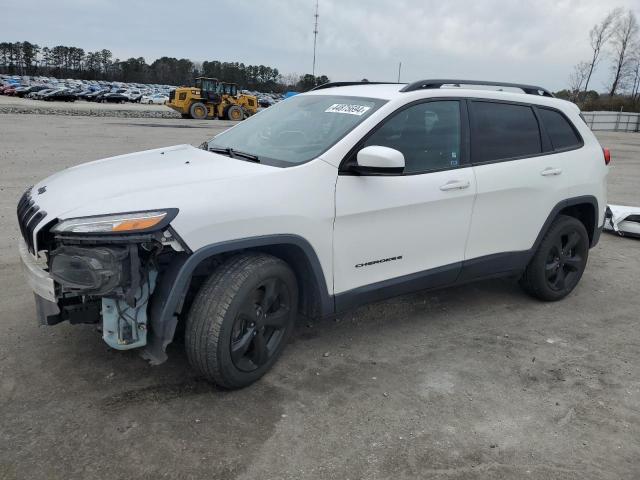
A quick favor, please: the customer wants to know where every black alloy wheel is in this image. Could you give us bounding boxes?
[230,277,292,372]
[520,215,589,301]
[185,253,298,389]
[544,230,586,292]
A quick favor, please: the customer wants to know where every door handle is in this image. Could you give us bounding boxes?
[541,167,562,176]
[439,180,470,191]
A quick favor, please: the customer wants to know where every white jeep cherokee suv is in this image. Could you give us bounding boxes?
[18,79,609,389]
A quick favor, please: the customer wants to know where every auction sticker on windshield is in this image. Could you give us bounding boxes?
[325,104,371,115]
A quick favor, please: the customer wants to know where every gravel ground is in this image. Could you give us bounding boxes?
[0,95,181,118]
[0,114,639,480]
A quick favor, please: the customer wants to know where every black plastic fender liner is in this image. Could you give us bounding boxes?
[143,252,189,364]
[545,195,601,249]
[143,235,333,365]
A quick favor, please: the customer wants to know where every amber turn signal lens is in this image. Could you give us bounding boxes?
[112,214,166,232]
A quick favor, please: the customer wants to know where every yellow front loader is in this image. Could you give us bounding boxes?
[167,77,257,120]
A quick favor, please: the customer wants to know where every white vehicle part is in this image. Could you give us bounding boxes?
[29,145,337,292]
[333,167,476,294]
[565,109,608,229]
[466,153,569,258]
[25,144,275,252]
[19,238,56,303]
[102,269,157,350]
[604,204,640,237]
[356,145,405,169]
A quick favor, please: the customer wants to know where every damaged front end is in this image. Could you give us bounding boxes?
[48,243,158,350]
[19,201,187,359]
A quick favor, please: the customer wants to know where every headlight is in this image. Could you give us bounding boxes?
[51,209,177,234]
[49,245,129,294]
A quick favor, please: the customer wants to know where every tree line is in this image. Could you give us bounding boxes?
[0,41,330,92]
[560,8,640,111]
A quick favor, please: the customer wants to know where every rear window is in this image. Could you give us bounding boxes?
[470,101,541,163]
[538,108,582,150]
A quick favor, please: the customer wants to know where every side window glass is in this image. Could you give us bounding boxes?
[538,108,582,150]
[470,101,541,163]
[363,101,461,174]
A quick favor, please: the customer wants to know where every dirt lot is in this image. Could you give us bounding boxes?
[1,114,639,480]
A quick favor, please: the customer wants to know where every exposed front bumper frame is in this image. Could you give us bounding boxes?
[19,238,56,303]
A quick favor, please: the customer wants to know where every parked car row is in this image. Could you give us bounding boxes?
[0,74,173,105]
[1,74,289,109]
[241,89,286,108]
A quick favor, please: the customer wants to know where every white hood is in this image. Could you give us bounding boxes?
[26,143,339,256]
[32,144,272,220]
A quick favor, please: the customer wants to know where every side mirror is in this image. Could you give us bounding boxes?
[354,146,404,174]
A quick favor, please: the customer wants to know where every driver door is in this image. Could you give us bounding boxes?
[333,100,476,309]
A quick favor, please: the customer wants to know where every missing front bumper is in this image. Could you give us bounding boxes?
[19,237,162,355]
[19,238,55,303]
[33,293,61,326]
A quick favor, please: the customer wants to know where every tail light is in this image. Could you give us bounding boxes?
[603,148,611,165]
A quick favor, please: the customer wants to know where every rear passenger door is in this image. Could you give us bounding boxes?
[464,100,569,273]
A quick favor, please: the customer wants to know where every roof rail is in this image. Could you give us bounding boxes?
[310,81,402,91]
[400,79,554,97]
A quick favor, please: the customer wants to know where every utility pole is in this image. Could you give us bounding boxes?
[312,0,319,80]
[397,62,402,83]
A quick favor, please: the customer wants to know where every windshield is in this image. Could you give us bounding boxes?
[207,94,386,166]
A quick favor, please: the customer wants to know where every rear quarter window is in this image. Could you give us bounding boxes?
[537,108,582,150]
[470,101,542,163]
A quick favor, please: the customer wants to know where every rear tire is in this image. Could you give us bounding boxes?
[520,215,589,301]
[185,253,298,389]
[190,102,208,119]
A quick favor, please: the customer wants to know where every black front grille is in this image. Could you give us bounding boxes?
[17,188,46,254]
[169,90,175,102]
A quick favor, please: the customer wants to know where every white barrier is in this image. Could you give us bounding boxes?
[581,111,640,132]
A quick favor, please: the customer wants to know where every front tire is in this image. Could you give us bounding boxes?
[520,215,589,301]
[185,253,298,389]
[190,102,208,119]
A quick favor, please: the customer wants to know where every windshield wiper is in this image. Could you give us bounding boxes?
[208,146,260,163]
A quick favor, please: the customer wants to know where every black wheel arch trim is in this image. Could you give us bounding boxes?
[144,234,332,364]
[532,195,601,251]
[460,196,602,283]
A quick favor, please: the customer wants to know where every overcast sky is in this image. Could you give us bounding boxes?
[2,0,639,91]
